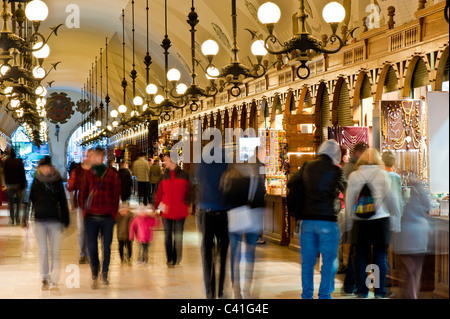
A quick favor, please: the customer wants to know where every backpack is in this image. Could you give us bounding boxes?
[353,183,376,218]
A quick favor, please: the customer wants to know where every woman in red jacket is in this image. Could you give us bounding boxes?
[153,153,193,267]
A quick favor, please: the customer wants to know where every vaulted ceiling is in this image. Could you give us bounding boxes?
[0,0,433,138]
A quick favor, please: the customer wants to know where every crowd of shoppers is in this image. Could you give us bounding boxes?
[0,137,435,299]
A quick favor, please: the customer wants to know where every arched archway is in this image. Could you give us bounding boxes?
[231,107,238,129]
[271,94,283,129]
[224,109,230,129]
[249,101,258,130]
[297,85,313,114]
[315,82,330,143]
[332,77,352,126]
[435,46,449,91]
[215,111,222,130]
[403,55,431,98]
[376,64,400,103]
[240,104,247,130]
[209,112,215,129]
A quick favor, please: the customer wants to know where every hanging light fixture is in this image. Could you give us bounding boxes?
[147,0,186,122]
[0,0,61,145]
[201,0,267,97]
[165,0,219,112]
[255,0,354,79]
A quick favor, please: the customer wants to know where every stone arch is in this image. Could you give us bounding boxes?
[249,100,258,130]
[231,106,238,129]
[215,111,222,131]
[315,81,330,144]
[240,104,247,130]
[270,94,282,129]
[332,77,352,126]
[223,109,229,129]
[209,112,214,129]
[297,85,312,114]
[435,45,449,91]
[375,63,401,103]
[403,55,431,98]
[353,71,374,121]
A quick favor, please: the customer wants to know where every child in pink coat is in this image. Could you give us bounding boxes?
[129,205,159,266]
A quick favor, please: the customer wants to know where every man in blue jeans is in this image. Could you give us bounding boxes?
[287,140,346,299]
[78,147,121,288]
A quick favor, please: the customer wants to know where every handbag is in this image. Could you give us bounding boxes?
[227,175,263,234]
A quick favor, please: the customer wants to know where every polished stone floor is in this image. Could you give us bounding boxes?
[0,200,377,300]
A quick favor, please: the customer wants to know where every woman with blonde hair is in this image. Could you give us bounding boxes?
[345,149,401,298]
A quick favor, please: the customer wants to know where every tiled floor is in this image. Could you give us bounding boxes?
[0,200,372,300]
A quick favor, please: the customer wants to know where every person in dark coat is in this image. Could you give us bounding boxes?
[287,139,346,299]
[119,162,133,202]
[193,148,231,299]
[3,148,27,225]
[29,156,70,290]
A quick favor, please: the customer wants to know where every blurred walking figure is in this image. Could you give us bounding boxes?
[392,179,432,299]
[221,156,265,299]
[129,205,159,267]
[381,151,403,206]
[3,149,27,225]
[153,152,193,267]
[381,150,403,296]
[342,141,368,294]
[78,147,121,288]
[116,202,133,265]
[337,145,350,274]
[132,152,151,206]
[149,158,162,203]
[287,139,345,299]
[29,156,69,290]
[119,162,133,203]
[345,149,401,298]
[193,148,231,299]
[68,148,94,264]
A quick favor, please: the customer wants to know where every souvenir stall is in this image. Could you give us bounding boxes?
[379,97,449,297]
[328,126,370,151]
[262,94,290,246]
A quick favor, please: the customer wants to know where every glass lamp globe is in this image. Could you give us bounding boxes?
[36,97,47,106]
[206,67,220,80]
[110,110,119,118]
[201,40,219,56]
[322,2,346,23]
[130,111,139,117]
[118,104,127,113]
[0,64,10,76]
[35,86,47,97]
[16,108,24,118]
[33,66,46,79]
[133,96,143,106]
[107,125,112,131]
[10,99,20,108]
[95,120,102,127]
[32,42,50,59]
[167,68,181,82]
[146,83,158,95]
[155,95,164,104]
[258,2,281,24]
[113,121,119,127]
[176,83,188,95]
[142,104,148,111]
[251,40,268,57]
[25,0,49,22]
[4,86,13,97]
